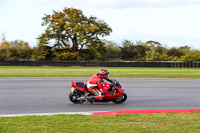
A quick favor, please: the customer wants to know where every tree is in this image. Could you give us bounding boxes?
[0,40,33,61]
[180,50,200,62]
[38,7,112,60]
[31,45,54,60]
[0,40,10,60]
[9,40,33,60]
[167,47,184,58]
[144,40,163,61]
[120,40,135,60]
[0,41,10,49]
[133,41,146,61]
[102,40,121,61]
[1,33,6,42]
[120,40,146,61]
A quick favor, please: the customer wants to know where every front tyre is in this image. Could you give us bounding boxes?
[113,93,127,104]
[69,92,85,104]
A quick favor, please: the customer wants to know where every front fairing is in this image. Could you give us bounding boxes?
[114,81,124,93]
[114,81,121,87]
[103,81,125,96]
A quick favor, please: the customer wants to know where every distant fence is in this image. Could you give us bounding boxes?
[0,61,200,68]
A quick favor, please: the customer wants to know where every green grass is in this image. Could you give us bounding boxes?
[0,113,200,133]
[0,66,200,78]
[1,67,200,132]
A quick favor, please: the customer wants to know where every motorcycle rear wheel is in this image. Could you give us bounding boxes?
[113,93,127,104]
[69,92,86,104]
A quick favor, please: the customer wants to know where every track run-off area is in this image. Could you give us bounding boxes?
[0,78,200,116]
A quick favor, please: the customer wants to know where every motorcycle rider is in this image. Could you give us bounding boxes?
[87,69,114,100]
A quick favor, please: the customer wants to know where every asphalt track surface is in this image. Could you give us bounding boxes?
[0,78,200,115]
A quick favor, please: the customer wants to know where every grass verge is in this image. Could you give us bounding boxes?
[0,113,200,133]
[0,66,200,78]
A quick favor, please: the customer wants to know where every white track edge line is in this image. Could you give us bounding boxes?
[0,111,107,117]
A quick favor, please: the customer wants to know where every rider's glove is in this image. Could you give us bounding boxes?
[113,79,117,85]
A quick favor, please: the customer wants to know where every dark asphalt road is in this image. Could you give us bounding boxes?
[0,78,200,115]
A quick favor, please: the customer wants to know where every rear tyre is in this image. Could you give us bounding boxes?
[113,93,127,104]
[69,92,85,104]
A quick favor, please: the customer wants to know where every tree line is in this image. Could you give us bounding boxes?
[1,8,200,62]
[1,39,200,62]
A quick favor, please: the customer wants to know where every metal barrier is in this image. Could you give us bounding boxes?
[0,61,200,68]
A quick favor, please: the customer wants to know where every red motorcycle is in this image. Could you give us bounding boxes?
[69,80,127,104]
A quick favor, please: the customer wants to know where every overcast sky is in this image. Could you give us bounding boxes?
[0,0,200,49]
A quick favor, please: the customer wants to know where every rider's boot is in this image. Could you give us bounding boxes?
[94,95,104,100]
[87,96,95,103]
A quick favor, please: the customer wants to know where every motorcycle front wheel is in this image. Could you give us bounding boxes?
[113,93,127,104]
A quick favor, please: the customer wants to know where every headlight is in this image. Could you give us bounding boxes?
[71,87,75,93]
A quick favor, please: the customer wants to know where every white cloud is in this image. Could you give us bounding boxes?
[29,0,200,8]
[85,0,200,8]
[1,0,200,49]
[5,0,200,9]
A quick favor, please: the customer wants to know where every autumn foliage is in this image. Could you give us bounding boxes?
[37,8,112,60]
